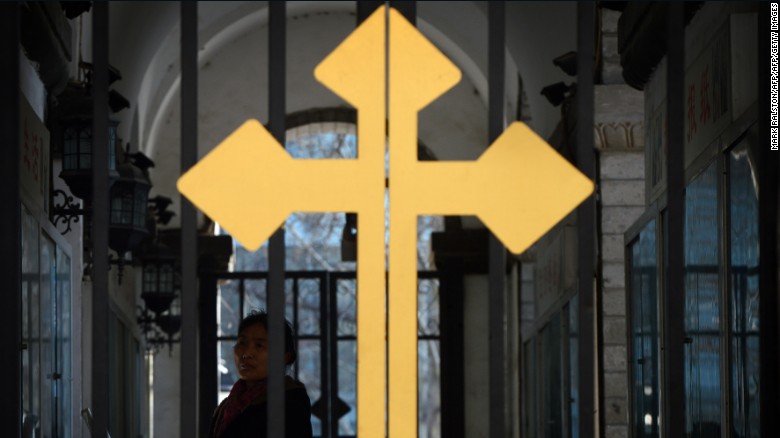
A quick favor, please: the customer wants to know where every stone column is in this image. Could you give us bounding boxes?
[595,82,644,438]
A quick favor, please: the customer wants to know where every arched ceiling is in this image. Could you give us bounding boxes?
[85,1,577,228]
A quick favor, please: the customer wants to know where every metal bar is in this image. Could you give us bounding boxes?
[239,279,245,316]
[0,2,20,435]
[439,260,465,438]
[268,3,287,437]
[328,274,340,438]
[663,3,686,437]
[357,1,384,24]
[320,274,331,437]
[91,3,111,436]
[180,2,199,437]
[389,1,416,25]
[199,274,218,438]
[718,143,731,435]
[293,277,299,377]
[758,2,780,434]
[488,3,506,438]
[576,3,596,437]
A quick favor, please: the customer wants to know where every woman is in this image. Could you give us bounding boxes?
[210,311,313,438]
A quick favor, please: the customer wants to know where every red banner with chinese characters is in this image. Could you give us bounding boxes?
[684,21,732,166]
[20,94,50,212]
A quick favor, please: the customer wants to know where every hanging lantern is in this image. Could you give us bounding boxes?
[156,296,182,339]
[51,62,131,235]
[139,238,177,315]
[109,151,153,258]
[138,237,181,354]
[55,80,120,202]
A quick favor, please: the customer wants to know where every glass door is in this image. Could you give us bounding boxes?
[21,205,72,438]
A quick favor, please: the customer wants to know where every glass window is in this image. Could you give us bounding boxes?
[134,186,147,227]
[20,208,73,437]
[418,339,440,438]
[297,279,321,336]
[21,206,40,434]
[541,312,563,438]
[728,142,760,437]
[418,277,441,438]
[63,127,78,171]
[40,234,55,438]
[568,294,579,438]
[335,276,357,436]
[56,246,72,438]
[337,340,357,435]
[160,265,173,293]
[522,339,537,438]
[79,126,92,170]
[684,162,721,437]
[109,124,117,170]
[629,219,660,437]
[217,279,240,339]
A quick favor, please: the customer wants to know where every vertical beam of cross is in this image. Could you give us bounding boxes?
[314,9,388,437]
[387,9,461,437]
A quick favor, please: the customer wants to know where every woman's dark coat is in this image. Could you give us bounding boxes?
[210,377,314,438]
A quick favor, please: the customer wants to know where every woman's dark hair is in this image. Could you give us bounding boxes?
[238,310,297,365]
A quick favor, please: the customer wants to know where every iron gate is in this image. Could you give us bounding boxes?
[201,270,440,438]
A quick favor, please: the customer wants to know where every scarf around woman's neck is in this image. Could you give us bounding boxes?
[216,378,269,437]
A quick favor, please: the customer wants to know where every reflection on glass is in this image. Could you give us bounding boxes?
[297,279,321,336]
[418,339,441,438]
[57,247,72,438]
[338,340,357,435]
[21,206,39,430]
[418,279,440,336]
[336,279,357,337]
[218,340,240,403]
[729,143,760,438]
[40,234,55,438]
[417,216,444,270]
[244,279,267,316]
[217,280,240,337]
[630,219,660,437]
[542,313,563,438]
[297,340,322,436]
[684,162,721,437]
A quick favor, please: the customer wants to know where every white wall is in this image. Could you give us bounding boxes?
[153,344,181,438]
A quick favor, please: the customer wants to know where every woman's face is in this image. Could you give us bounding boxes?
[234,323,268,382]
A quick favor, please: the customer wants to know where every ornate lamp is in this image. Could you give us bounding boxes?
[52,62,129,233]
[140,237,176,315]
[137,217,181,354]
[58,106,119,201]
[109,149,153,282]
[54,63,123,202]
[156,296,182,353]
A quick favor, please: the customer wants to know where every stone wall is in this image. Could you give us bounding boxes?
[595,82,645,438]
[599,150,644,438]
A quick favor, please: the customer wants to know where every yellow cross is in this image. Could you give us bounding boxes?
[177,7,592,437]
